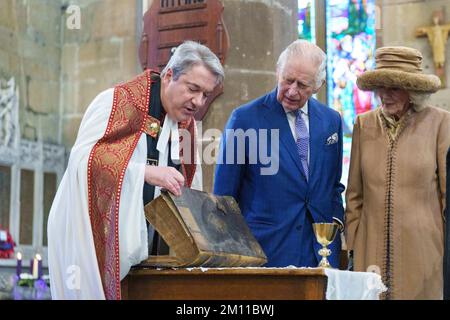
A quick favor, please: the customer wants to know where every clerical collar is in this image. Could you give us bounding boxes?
[283,101,309,115]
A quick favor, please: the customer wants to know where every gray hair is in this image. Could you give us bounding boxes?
[161,41,224,85]
[409,91,430,112]
[276,39,326,90]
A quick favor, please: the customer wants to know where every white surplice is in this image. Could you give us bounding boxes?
[47,88,202,300]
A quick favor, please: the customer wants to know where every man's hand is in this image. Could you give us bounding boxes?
[333,217,345,233]
[144,166,185,196]
[347,250,354,271]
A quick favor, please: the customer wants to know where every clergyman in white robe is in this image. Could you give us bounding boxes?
[47,85,202,300]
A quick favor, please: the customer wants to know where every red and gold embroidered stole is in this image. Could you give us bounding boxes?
[87,70,197,300]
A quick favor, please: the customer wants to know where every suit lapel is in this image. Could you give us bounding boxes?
[308,98,323,184]
[262,89,305,178]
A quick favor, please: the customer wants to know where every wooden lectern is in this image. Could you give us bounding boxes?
[121,268,327,300]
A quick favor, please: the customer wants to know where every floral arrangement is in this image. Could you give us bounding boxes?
[16,274,50,288]
[12,274,51,300]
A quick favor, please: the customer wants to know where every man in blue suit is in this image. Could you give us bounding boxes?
[214,40,345,268]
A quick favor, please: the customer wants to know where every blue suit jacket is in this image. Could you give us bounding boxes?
[214,88,345,267]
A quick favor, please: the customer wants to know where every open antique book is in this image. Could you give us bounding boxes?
[140,187,267,267]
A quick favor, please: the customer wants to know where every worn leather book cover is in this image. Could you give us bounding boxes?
[141,187,267,267]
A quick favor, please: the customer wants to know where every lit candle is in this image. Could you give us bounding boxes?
[36,254,43,279]
[32,255,38,279]
[16,252,22,277]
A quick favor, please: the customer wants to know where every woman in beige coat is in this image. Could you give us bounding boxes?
[345,46,450,299]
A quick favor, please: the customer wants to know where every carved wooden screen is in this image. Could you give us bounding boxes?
[139,0,229,120]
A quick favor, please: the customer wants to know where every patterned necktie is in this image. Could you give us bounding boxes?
[295,109,309,180]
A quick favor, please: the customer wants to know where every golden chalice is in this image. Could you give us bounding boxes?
[312,222,339,268]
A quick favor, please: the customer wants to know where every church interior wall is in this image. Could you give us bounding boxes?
[0,0,63,144]
[0,0,141,297]
[382,0,450,111]
[61,0,141,147]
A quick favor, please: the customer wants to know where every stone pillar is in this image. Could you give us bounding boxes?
[61,0,141,147]
[200,0,298,192]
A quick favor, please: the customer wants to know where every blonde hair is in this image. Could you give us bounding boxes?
[409,91,430,112]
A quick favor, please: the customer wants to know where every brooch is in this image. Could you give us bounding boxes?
[144,116,161,138]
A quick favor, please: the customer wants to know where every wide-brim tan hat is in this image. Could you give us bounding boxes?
[357,46,441,93]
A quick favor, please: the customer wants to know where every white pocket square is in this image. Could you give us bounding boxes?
[326,133,338,145]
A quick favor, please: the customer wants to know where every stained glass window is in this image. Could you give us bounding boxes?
[298,0,316,43]
[326,0,377,185]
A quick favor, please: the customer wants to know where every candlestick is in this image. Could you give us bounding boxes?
[36,254,43,279]
[16,252,22,277]
[32,256,38,279]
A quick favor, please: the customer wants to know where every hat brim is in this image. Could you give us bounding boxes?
[356,69,441,93]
